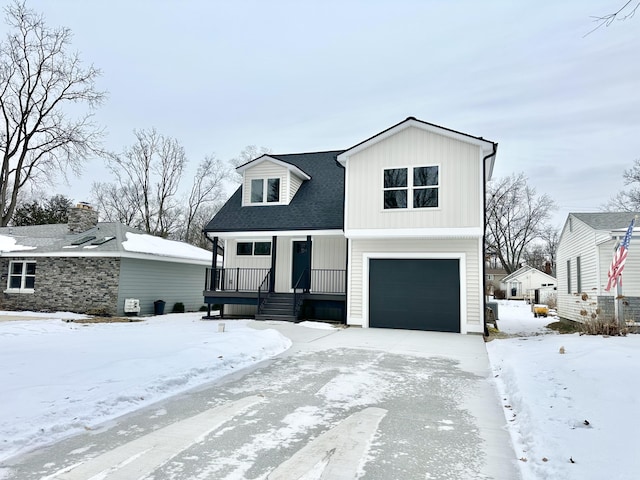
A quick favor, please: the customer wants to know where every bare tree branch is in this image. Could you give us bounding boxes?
[585,0,640,36]
[0,1,106,225]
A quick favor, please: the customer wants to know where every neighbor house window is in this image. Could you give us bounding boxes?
[237,242,272,256]
[383,166,438,209]
[576,256,581,293]
[567,259,571,294]
[250,178,280,203]
[7,261,36,292]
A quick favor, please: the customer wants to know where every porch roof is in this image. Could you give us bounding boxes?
[204,150,345,234]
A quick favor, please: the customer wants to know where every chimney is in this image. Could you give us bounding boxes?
[68,203,99,234]
[544,261,552,275]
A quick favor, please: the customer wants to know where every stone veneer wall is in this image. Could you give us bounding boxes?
[597,295,640,323]
[0,256,120,315]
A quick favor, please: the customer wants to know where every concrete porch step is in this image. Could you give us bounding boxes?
[255,314,299,322]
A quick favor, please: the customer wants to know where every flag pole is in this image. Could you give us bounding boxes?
[615,277,624,329]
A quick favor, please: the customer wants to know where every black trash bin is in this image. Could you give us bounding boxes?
[154,300,166,315]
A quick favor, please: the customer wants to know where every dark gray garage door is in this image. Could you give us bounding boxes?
[369,258,460,332]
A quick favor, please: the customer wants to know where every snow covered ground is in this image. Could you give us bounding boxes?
[0,312,291,462]
[488,300,640,480]
[2,303,638,480]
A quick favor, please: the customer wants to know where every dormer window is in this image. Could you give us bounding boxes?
[251,178,280,204]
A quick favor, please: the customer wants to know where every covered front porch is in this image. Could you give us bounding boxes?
[202,233,347,322]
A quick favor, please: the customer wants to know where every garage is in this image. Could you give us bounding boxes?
[368,258,460,332]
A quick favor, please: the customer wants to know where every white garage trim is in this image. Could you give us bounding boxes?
[361,252,467,332]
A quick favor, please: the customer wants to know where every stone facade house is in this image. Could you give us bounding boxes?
[0,205,212,316]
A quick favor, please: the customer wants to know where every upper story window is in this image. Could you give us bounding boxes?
[383,166,438,209]
[6,261,36,293]
[251,178,280,204]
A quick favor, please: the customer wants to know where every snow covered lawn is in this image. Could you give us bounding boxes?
[487,300,640,480]
[0,312,291,462]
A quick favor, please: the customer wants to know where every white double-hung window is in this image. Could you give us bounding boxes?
[7,261,36,293]
[251,178,280,204]
[383,166,439,209]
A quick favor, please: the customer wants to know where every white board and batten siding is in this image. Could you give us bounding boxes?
[117,258,207,316]
[347,237,483,333]
[344,126,484,232]
[224,236,346,294]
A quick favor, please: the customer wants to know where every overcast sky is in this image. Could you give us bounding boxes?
[13,0,640,228]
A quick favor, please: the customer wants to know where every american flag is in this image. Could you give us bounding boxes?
[605,217,635,292]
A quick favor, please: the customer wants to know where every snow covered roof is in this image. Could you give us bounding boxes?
[0,223,213,265]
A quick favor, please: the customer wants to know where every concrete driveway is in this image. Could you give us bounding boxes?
[4,322,520,479]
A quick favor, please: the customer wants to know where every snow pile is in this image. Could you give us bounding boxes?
[487,300,640,480]
[0,234,36,252]
[122,232,211,262]
[0,313,290,461]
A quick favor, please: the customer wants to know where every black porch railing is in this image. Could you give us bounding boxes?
[310,269,346,294]
[257,270,272,314]
[205,268,271,292]
[205,268,346,294]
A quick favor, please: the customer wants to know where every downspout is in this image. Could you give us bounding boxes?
[482,143,498,336]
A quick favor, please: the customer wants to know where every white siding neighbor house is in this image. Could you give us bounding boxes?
[203,117,498,334]
[500,265,556,301]
[556,212,640,323]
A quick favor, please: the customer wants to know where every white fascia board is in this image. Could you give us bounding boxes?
[209,229,344,239]
[337,118,495,166]
[236,155,311,180]
[345,227,483,239]
[0,250,211,266]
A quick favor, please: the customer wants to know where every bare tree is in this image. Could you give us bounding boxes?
[604,158,640,211]
[92,129,186,237]
[0,1,105,226]
[486,173,557,274]
[178,155,229,245]
[587,0,640,35]
[93,130,231,244]
[230,145,271,183]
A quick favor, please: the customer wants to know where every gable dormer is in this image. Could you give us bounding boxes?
[237,155,311,207]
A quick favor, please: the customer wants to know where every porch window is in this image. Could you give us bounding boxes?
[250,178,280,203]
[7,261,36,293]
[237,241,272,256]
[237,242,253,256]
[383,166,438,209]
[254,242,271,255]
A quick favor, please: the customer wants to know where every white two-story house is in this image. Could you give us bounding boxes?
[203,117,497,334]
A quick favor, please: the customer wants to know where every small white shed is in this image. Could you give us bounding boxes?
[501,266,556,301]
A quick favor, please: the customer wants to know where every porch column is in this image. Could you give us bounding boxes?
[211,236,218,292]
[306,235,312,293]
[269,236,277,293]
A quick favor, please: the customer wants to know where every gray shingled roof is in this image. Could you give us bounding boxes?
[572,212,640,231]
[204,150,345,233]
[1,223,154,255]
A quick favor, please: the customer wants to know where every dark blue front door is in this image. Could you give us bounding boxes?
[292,241,311,290]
